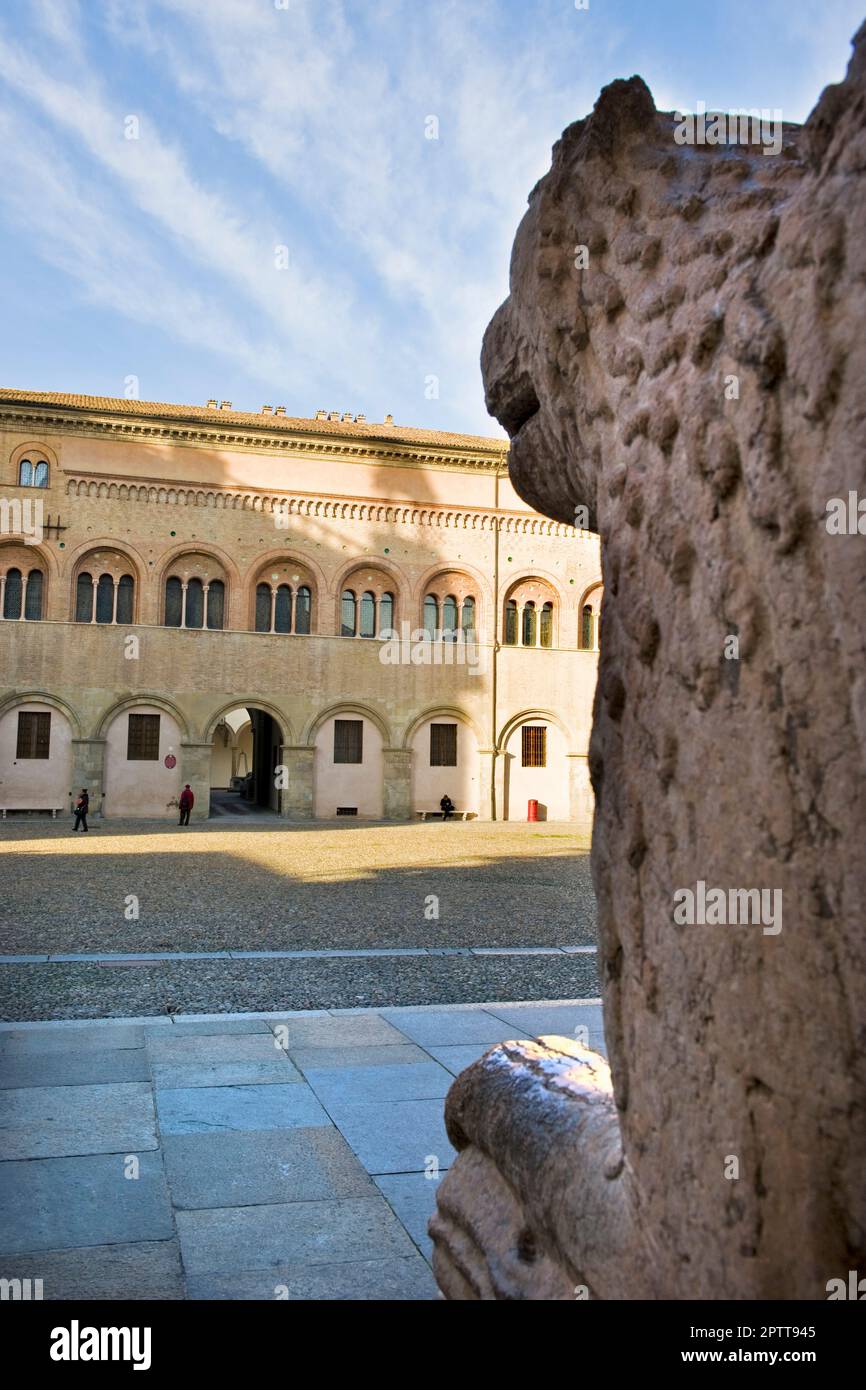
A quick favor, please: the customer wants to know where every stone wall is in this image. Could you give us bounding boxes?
[432,26,866,1298]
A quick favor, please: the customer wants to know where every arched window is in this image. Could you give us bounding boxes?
[341,590,356,637]
[359,591,376,638]
[206,579,224,630]
[540,601,553,648]
[504,599,518,646]
[522,602,536,647]
[295,586,311,635]
[165,577,182,627]
[18,459,49,487]
[442,595,458,642]
[24,569,43,620]
[3,568,22,619]
[117,575,134,624]
[255,583,271,632]
[581,605,594,651]
[186,578,204,629]
[424,595,438,637]
[461,596,476,639]
[274,584,292,634]
[76,572,93,623]
[379,592,394,634]
[96,574,114,624]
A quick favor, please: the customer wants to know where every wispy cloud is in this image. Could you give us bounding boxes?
[0,0,860,432]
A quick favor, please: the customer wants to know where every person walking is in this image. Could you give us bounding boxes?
[178,784,195,826]
[73,788,89,833]
[440,793,455,821]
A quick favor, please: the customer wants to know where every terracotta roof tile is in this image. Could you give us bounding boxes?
[0,388,509,456]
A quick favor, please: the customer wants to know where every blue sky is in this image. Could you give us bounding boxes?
[0,0,862,437]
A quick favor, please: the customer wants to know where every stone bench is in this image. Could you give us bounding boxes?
[416,809,472,821]
[0,807,64,820]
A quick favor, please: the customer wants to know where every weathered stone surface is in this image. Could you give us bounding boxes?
[433,27,866,1298]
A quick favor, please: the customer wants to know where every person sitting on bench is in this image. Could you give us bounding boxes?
[440,794,455,821]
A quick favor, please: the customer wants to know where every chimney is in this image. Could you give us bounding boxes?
[328,411,340,422]
[341,411,353,423]
[206,399,218,408]
[261,405,273,415]
[355,413,366,424]
[384,413,394,425]
[274,406,286,416]
[314,409,327,420]
[220,400,232,410]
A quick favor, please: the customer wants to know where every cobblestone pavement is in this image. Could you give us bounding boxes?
[0,1000,605,1300]
[0,820,598,1019]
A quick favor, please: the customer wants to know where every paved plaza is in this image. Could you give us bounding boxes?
[0,1000,604,1300]
[0,820,598,1019]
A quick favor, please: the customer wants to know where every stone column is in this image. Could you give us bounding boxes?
[179,742,213,820]
[70,737,106,816]
[477,748,498,821]
[383,748,412,820]
[279,746,315,819]
[567,752,594,833]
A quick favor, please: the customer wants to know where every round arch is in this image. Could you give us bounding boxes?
[0,689,82,737]
[95,693,192,742]
[246,551,322,635]
[497,706,575,752]
[577,578,603,604]
[502,569,564,604]
[303,701,393,748]
[246,546,329,596]
[412,559,494,610]
[67,538,147,623]
[202,698,293,747]
[157,541,242,590]
[0,537,59,580]
[401,704,485,750]
[9,440,59,482]
[330,553,411,600]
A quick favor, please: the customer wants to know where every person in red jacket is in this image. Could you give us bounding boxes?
[178,784,194,826]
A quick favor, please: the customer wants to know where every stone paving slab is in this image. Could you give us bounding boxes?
[0,1152,174,1254]
[485,1002,607,1052]
[185,1252,438,1301]
[0,1082,158,1159]
[155,1082,330,1136]
[0,998,600,1299]
[0,1048,151,1089]
[0,1024,145,1053]
[303,1060,453,1115]
[288,1043,430,1070]
[375,1172,441,1262]
[382,1007,524,1047]
[425,1042,496,1075]
[147,1032,286,1064]
[330,1098,456,1175]
[266,1014,409,1049]
[151,1059,304,1089]
[145,1019,272,1037]
[176,1195,416,1273]
[0,1239,184,1299]
[162,1128,375,1210]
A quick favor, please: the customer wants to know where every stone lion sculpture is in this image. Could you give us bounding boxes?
[430,24,866,1299]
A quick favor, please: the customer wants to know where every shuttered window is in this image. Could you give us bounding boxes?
[334,719,363,764]
[127,713,161,761]
[430,724,457,767]
[521,725,547,768]
[16,711,50,759]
